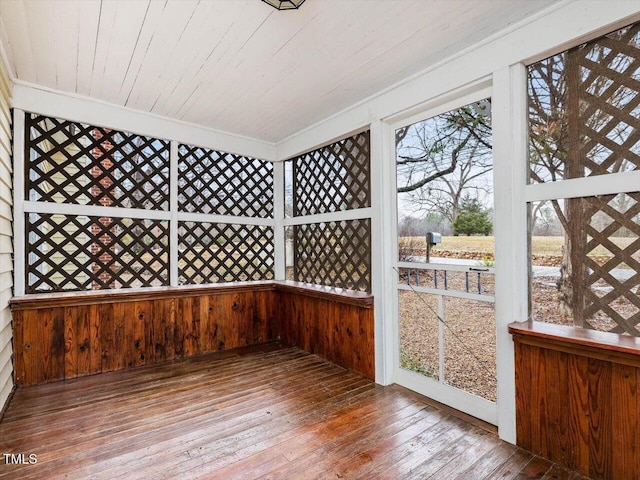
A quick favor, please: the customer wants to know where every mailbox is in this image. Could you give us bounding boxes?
[426,232,442,246]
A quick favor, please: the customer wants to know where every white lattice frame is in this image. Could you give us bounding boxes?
[13,110,277,294]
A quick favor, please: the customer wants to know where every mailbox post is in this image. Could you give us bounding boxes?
[425,232,441,263]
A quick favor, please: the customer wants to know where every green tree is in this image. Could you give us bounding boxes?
[453,197,492,236]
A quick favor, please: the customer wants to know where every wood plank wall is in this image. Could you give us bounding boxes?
[0,56,13,414]
[510,322,640,480]
[278,289,374,380]
[10,282,374,387]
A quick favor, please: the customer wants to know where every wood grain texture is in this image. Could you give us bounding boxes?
[568,353,589,473]
[0,343,587,480]
[278,289,375,381]
[10,282,374,386]
[610,363,638,480]
[9,281,373,310]
[509,321,640,365]
[511,322,640,480]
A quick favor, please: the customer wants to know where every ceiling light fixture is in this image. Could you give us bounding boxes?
[262,0,306,10]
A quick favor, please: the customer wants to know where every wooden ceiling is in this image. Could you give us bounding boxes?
[0,0,557,143]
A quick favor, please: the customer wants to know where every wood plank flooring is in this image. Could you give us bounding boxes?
[0,342,589,479]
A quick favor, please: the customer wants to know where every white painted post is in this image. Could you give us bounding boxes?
[12,109,25,296]
[370,121,384,384]
[169,141,179,287]
[273,161,285,280]
[492,64,529,444]
[371,119,397,386]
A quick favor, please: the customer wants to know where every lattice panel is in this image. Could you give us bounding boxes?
[293,131,370,216]
[26,114,170,209]
[577,24,640,177]
[581,192,640,335]
[26,213,169,293]
[293,219,371,292]
[178,222,274,284]
[178,145,273,218]
[528,22,640,183]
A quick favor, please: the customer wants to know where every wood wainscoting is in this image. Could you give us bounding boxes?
[510,321,640,480]
[10,281,374,387]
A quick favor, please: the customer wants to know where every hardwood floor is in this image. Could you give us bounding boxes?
[0,342,588,479]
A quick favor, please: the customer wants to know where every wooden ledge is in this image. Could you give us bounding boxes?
[10,281,374,310]
[275,281,373,308]
[9,282,276,310]
[509,321,640,367]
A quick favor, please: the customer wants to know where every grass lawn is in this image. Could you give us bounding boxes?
[401,235,636,257]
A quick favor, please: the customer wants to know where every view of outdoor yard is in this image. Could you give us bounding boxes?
[395,96,498,402]
[394,24,640,406]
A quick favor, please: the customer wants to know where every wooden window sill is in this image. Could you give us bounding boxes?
[509,320,640,367]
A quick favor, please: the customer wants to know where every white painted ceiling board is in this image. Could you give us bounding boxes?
[0,1,36,81]
[24,1,59,85]
[169,3,279,122]
[75,1,101,97]
[51,3,79,94]
[99,1,151,102]
[0,0,560,142]
[121,1,201,110]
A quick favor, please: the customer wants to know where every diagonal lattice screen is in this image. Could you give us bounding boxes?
[178,144,274,218]
[26,114,170,209]
[26,213,169,293]
[292,131,370,216]
[528,22,640,183]
[582,192,640,335]
[293,219,371,292]
[178,222,274,284]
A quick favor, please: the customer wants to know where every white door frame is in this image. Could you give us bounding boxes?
[380,81,521,432]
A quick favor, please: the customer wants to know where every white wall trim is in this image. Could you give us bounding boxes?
[282,207,372,227]
[11,82,277,162]
[276,125,371,163]
[525,171,640,202]
[177,212,275,227]
[273,162,285,280]
[382,118,401,388]
[12,109,24,296]
[382,81,492,127]
[492,64,530,444]
[169,141,179,287]
[23,201,172,221]
[369,120,388,385]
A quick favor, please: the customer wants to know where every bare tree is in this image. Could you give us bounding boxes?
[396,104,493,227]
